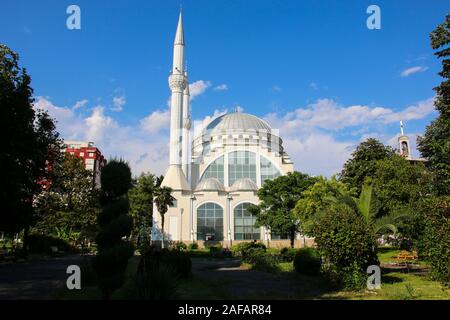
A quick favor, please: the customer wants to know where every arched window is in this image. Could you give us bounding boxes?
[201,155,224,184]
[228,151,256,186]
[197,203,223,241]
[234,203,260,240]
[260,156,281,185]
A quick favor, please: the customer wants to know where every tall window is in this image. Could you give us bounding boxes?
[201,156,224,184]
[197,203,223,241]
[260,156,281,185]
[234,203,260,240]
[228,151,256,186]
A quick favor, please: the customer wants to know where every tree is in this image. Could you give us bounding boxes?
[33,154,99,242]
[128,173,163,249]
[339,138,395,193]
[371,155,433,217]
[93,159,134,299]
[294,177,357,235]
[154,186,174,249]
[248,172,317,248]
[0,44,61,238]
[311,202,379,289]
[417,14,450,196]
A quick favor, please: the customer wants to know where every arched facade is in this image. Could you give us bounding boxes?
[153,11,300,247]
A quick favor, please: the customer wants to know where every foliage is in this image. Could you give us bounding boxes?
[0,44,62,235]
[33,154,99,242]
[154,185,175,248]
[279,247,299,262]
[128,173,163,248]
[93,159,134,299]
[294,177,356,235]
[139,246,192,279]
[417,14,450,195]
[80,257,98,287]
[122,266,179,300]
[172,241,187,251]
[187,242,199,250]
[371,155,433,217]
[249,172,318,248]
[311,202,379,290]
[293,248,321,276]
[231,241,266,257]
[242,247,280,273]
[419,197,450,284]
[339,138,395,193]
[24,234,72,254]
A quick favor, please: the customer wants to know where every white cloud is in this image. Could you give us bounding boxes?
[214,84,228,91]
[72,99,88,110]
[401,66,428,77]
[34,94,436,178]
[112,95,126,112]
[189,80,211,100]
[140,109,171,133]
[272,85,282,92]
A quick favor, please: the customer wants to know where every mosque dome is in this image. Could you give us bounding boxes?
[230,178,258,192]
[195,177,226,192]
[204,112,272,134]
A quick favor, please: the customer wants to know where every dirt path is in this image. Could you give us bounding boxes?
[191,258,312,299]
[0,255,83,300]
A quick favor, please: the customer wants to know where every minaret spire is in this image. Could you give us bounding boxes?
[162,9,190,191]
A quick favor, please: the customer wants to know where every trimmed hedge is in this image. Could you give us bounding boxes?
[293,248,321,276]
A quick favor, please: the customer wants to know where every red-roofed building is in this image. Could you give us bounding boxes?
[63,141,107,187]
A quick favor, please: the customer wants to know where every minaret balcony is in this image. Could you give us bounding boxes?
[169,73,187,91]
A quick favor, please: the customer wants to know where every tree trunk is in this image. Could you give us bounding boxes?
[161,215,165,249]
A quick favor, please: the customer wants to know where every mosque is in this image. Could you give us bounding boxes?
[152,11,301,247]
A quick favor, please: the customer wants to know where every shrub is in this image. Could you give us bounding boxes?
[139,246,192,279]
[279,247,299,262]
[24,234,72,254]
[293,248,321,276]
[243,248,279,273]
[311,203,379,289]
[121,266,178,300]
[172,241,187,251]
[187,242,198,250]
[231,241,266,257]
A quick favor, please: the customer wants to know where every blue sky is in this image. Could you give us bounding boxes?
[1,0,449,176]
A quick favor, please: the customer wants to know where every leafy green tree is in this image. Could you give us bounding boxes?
[33,154,99,242]
[339,138,395,193]
[419,197,450,284]
[295,177,406,238]
[371,155,433,218]
[417,14,450,196]
[154,186,174,249]
[128,173,163,248]
[248,172,317,248]
[294,177,356,235]
[93,159,134,299]
[0,44,61,240]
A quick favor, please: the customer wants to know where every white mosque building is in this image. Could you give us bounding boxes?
[153,11,300,247]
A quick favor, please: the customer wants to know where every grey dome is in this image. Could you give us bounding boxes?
[230,178,258,192]
[195,177,226,192]
[205,112,271,134]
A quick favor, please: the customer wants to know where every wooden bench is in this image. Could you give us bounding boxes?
[394,250,418,267]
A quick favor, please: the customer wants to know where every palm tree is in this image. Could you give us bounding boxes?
[353,182,406,237]
[154,186,175,248]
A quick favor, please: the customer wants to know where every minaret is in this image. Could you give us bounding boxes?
[398,120,411,159]
[161,10,190,190]
[182,70,191,181]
